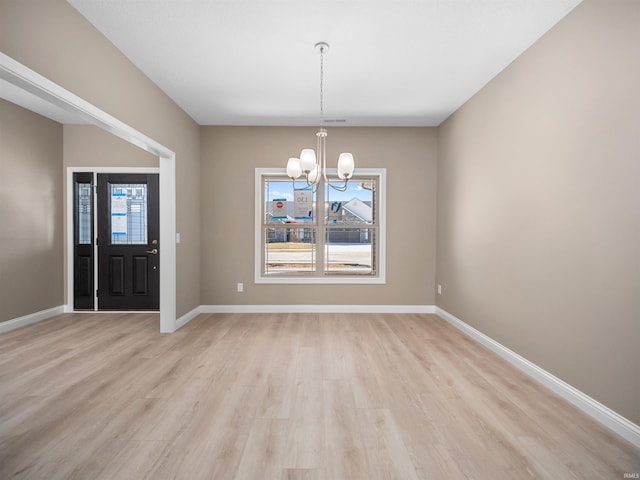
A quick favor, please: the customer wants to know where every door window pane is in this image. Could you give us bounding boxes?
[76,182,93,245]
[110,183,148,245]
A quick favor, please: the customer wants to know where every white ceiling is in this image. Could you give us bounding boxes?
[65,0,582,127]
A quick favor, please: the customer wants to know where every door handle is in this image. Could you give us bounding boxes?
[146,248,158,255]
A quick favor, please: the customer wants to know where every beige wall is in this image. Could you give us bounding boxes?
[0,0,201,317]
[0,99,63,322]
[63,125,159,169]
[437,0,640,424]
[201,126,437,306]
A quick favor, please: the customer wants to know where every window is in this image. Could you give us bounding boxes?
[109,183,149,245]
[75,181,93,245]
[255,168,386,283]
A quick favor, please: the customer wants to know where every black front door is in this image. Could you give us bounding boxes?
[97,173,159,310]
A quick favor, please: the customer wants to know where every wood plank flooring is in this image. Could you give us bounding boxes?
[0,312,638,479]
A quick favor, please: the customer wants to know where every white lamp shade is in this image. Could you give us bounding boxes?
[308,166,320,184]
[300,148,317,172]
[286,157,302,179]
[337,152,355,179]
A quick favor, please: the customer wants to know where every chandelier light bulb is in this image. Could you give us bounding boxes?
[286,157,302,179]
[299,148,317,173]
[308,166,320,184]
[337,152,355,179]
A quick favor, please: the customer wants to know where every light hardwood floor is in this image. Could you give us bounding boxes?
[0,312,638,479]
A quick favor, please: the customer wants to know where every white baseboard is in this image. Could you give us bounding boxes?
[173,304,435,330]
[435,307,640,448]
[175,305,203,331]
[199,304,436,314]
[0,305,66,333]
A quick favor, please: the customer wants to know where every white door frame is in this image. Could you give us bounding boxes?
[1,52,177,333]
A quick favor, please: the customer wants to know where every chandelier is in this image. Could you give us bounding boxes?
[286,42,355,192]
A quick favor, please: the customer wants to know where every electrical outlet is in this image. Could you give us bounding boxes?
[237,282,244,293]
[437,284,442,295]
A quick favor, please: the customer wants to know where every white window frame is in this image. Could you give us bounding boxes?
[255,167,386,284]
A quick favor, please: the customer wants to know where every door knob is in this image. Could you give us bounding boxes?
[146,248,158,255]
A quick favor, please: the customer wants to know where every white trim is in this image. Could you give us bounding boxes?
[175,305,202,330]
[68,167,161,173]
[435,307,640,448]
[0,53,170,157]
[66,167,75,312]
[254,276,387,285]
[1,52,177,333]
[200,304,435,314]
[254,168,265,284]
[255,167,387,285]
[0,306,65,333]
[159,155,177,333]
[152,305,435,331]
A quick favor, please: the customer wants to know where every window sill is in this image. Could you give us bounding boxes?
[254,275,386,285]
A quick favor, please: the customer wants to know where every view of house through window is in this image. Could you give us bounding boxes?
[256,168,385,283]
